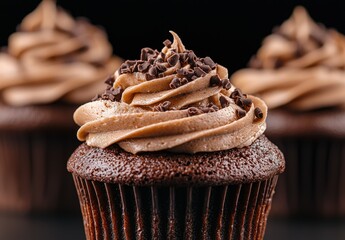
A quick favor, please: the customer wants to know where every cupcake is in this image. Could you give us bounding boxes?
[0,0,122,213]
[67,31,284,239]
[231,6,345,218]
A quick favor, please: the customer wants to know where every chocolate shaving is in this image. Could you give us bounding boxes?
[100,86,123,102]
[169,77,181,89]
[187,107,203,116]
[185,69,194,79]
[187,51,197,65]
[140,47,158,61]
[230,88,244,99]
[203,56,217,69]
[200,64,212,73]
[138,61,150,73]
[236,109,246,119]
[145,73,155,80]
[194,67,206,77]
[153,101,171,112]
[167,53,179,66]
[254,107,263,119]
[179,52,188,63]
[181,78,188,85]
[163,39,172,48]
[235,97,252,111]
[104,75,115,86]
[222,78,231,90]
[177,68,188,76]
[155,57,164,63]
[219,96,230,108]
[156,63,167,72]
[210,75,221,87]
[119,63,131,74]
[149,66,158,76]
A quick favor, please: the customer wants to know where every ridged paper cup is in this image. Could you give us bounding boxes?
[268,136,345,218]
[72,176,279,240]
[266,109,345,218]
[0,104,80,213]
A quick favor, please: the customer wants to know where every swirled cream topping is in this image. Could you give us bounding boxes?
[0,0,122,106]
[74,31,267,154]
[231,6,345,110]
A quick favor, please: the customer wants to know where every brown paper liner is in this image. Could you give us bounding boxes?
[72,175,279,240]
[269,137,345,218]
[0,131,80,213]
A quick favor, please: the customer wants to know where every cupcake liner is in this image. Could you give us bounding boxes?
[269,137,345,218]
[0,131,79,213]
[73,175,279,240]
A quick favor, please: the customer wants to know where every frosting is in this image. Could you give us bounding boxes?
[0,0,122,106]
[74,31,267,154]
[231,6,345,110]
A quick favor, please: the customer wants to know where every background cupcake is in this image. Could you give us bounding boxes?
[68,31,285,239]
[0,0,122,213]
[231,6,345,218]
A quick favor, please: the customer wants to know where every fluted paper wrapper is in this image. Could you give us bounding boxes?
[269,137,345,218]
[0,131,79,213]
[72,175,279,240]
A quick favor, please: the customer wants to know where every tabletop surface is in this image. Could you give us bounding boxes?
[0,213,344,240]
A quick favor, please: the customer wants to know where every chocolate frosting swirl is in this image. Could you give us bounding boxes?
[74,31,267,154]
[231,6,345,110]
[0,0,122,106]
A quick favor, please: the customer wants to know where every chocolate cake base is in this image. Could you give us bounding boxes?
[68,135,284,239]
[0,103,80,213]
[266,109,345,218]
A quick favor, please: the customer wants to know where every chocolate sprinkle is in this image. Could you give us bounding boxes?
[163,39,172,48]
[153,101,171,112]
[210,75,221,87]
[235,97,252,111]
[194,67,206,77]
[167,53,179,66]
[115,35,223,91]
[148,66,158,76]
[235,98,253,112]
[219,96,230,108]
[203,56,217,69]
[181,78,189,85]
[236,109,246,119]
[200,64,212,73]
[104,75,115,86]
[170,78,181,89]
[230,88,244,100]
[100,86,123,102]
[145,73,155,81]
[254,107,263,119]
[222,79,231,90]
[138,61,150,72]
[187,107,203,116]
[156,63,167,72]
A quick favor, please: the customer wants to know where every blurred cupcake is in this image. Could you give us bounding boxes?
[67,31,284,239]
[0,0,122,213]
[231,6,345,218]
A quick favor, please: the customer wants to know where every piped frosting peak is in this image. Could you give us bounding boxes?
[74,31,267,153]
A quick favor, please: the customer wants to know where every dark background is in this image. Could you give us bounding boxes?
[1,0,345,75]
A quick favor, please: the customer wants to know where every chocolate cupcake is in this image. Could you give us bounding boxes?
[231,6,345,218]
[67,31,284,239]
[0,0,122,213]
